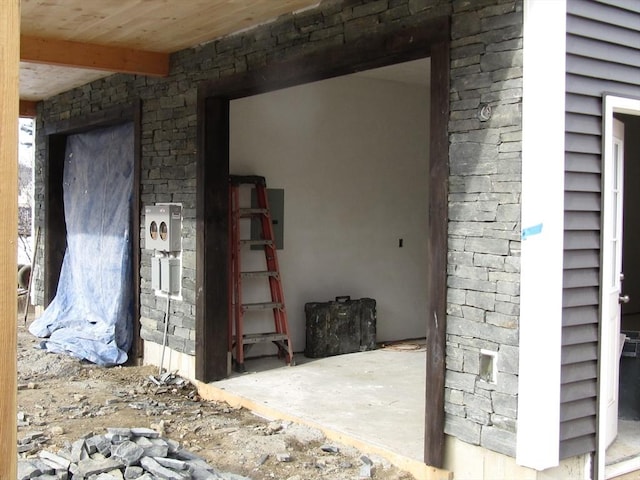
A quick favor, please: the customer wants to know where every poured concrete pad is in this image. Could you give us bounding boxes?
[202,346,426,461]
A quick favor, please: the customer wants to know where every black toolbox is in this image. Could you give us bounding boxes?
[304,296,376,358]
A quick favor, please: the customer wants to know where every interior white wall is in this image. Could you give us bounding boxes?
[230,73,430,354]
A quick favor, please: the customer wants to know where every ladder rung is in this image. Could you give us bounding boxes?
[240,239,273,246]
[239,208,268,217]
[242,302,283,311]
[229,175,266,186]
[241,271,278,279]
[241,333,289,344]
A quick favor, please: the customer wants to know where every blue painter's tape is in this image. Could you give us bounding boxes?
[522,223,543,240]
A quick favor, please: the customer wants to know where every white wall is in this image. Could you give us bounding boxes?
[230,74,430,354]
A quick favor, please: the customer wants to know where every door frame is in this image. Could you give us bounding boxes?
[43,100,143,363]
[195,16,450,468]
[598,94,640,479]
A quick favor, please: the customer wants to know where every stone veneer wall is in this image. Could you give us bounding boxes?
[32,0,523,458]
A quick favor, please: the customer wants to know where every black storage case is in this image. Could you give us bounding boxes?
[304,296,376,358]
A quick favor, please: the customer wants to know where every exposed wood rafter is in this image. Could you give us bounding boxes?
[20,35,169,77]
[19,100,37,118]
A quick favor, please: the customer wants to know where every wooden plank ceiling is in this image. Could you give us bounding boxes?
[19,0,320,106]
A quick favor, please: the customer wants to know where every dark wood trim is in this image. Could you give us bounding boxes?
[44,103,136,136]
[43,101,143,362]
[424,39,450,469]
[196,15,451,469]
[199,17,449,100]
[195,96,230,382]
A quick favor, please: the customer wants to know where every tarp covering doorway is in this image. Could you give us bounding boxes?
[30,123,134,366]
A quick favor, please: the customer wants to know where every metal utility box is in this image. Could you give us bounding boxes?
[145,204,182,252]
[151,257,162,290]
[161,257,181,294]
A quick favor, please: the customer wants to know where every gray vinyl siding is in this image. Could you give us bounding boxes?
[562,0,640,460]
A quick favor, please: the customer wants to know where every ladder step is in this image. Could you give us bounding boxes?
[242,302,283,311]
[240,239,273,246]
[239,208,268,217]
[241,271,278,279]
[241,333,289,344]
[229,175,266,186]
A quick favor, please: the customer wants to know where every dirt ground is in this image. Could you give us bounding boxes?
[16,317,415,480]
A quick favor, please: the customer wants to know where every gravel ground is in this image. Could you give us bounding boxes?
[17,316,415,480]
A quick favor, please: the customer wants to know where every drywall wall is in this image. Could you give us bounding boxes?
[230,72,430,353]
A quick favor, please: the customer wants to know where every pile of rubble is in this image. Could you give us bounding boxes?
[17,427,250,480]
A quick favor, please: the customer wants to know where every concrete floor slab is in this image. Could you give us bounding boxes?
[200,346,426,462]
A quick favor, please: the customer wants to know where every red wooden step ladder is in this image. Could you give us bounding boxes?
[228,175,294,372]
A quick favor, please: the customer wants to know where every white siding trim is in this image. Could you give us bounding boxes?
[517,0,567,471]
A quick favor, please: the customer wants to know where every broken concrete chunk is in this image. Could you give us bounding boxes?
[175,448,205,461]
[107,427,132,437]
[185,459,216,472]
[130,427,160,438]
[139,456,187,480]
[141,443,169,458]
[17,460,40,480]
[189,468,220,480]
[87,435,112,456]
[39,450,71,470]
[72,457,125,478]
[320,444,339,453]
[112,440,145,466]
[19,431,44,445]
[95,473,121,480]
[71,438,89,463]
[359,463,372,479]
[28,458,55,476]
[154,456,187,471]
[276,453,292,462]
[123,465,144,479]
[133,436,153,448]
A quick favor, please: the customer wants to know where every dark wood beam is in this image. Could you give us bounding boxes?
[21,35,169,77]
[196,96,230,382]
[424,38,451,469]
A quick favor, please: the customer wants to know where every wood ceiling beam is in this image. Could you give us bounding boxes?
[19,100,37,118]
[20,35,169,77]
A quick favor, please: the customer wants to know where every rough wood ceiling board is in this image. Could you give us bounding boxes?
[20,0,321,52]
[19,1,320,102]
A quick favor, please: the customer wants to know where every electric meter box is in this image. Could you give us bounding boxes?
[145,204,182,252]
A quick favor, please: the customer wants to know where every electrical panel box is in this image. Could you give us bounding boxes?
[145,204,182,252]
[161,257,181,294]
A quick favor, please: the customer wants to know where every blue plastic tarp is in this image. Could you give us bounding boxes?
[30,122,134,366]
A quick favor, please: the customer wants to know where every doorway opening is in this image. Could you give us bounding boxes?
[196,16,450,468]
[600,96,640,479]
[42,102,143,364]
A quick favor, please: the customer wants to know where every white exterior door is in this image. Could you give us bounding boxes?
[602,118,625,448]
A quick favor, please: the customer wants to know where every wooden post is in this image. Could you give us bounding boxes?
[0,1,20,478]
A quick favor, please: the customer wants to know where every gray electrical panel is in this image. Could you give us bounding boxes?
[145,204,182,252]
